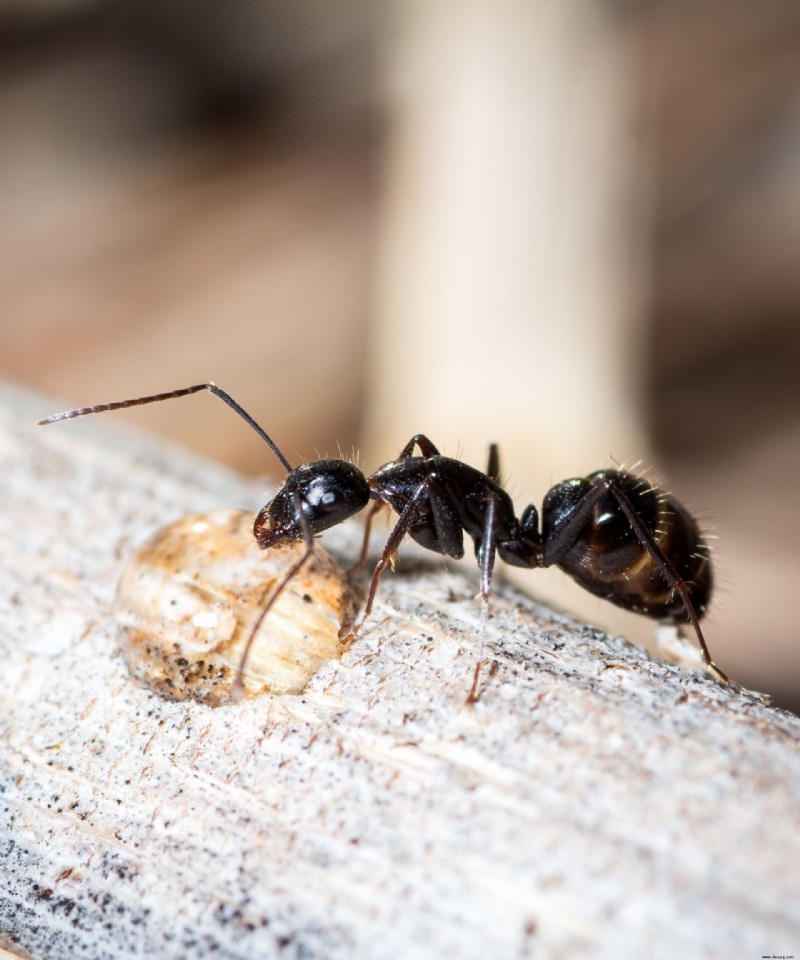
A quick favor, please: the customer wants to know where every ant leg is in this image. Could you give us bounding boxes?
[543,479,727,683]
[605,483,728,683]
[233,491,315,697]
[347,498,385,575]
[38,381,293,473]
[486,443,500,483]
[395,434,442,459]
[347,433,441,576]
[467,491,499,704]
[345,480,432,642]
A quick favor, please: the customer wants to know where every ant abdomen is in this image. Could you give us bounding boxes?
[541,469,712,623]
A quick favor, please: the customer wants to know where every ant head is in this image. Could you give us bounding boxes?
[254,460,370,548]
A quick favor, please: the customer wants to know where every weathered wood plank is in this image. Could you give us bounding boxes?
[0,381,798,960]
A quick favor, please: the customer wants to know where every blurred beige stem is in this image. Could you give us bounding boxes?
[2,381,798,959]
[368,0,654,640]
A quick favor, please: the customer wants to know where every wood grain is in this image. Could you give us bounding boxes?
[1,381,798,960]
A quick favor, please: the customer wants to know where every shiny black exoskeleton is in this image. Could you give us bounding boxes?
[254,460,371,548]
[540,469,712,626]
[39,382,725,692]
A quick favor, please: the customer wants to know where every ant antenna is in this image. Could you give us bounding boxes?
[38,382,294,474]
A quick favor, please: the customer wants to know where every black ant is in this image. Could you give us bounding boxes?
[39,382,727,699]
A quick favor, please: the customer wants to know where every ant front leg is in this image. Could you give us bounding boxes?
[347,498,385,575]
[395,434,442,460]
[348,435,443,575]
[348,435,441,575]
[233,491,316,697]
[345,479,434,643]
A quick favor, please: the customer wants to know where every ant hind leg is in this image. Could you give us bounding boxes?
[604,480,729,684]
[486,444,501,484]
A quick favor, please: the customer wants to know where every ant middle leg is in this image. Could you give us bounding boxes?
[344,479,434,642]
[467,490,500,704]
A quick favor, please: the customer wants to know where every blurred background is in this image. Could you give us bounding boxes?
[1,0,799,710]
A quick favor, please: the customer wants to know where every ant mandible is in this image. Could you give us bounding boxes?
[39,382,728,698]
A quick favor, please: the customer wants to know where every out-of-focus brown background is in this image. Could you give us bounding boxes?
[2,1,798,710]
